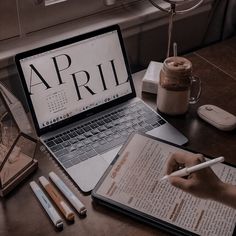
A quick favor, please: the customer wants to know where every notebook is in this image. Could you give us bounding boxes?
[15,24,187,192]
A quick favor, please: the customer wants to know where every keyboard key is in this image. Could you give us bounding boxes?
[138,109,146,115]
[145,125,153,131]
[112,120,120,125]
[105,130,113,136]
[110,115,118,120]
[69,132,77,138]
[76,149,85,155]
[146,117,162,126]
[71,156,82,166]
[91,142,100,149]
[99,139,106,145]
[153,123,161,128]
[105,123,114,128]
[97,120,105,125]
[106,136,114,142]
[62,141,71,147]
[51,144,64,152]
[138,121,146,127]
[45,140,55,147]
[86,150,97,158]
[47,137,55,141]
[90,136,99,142]
[70,138,78,144]
[90,123,99,129]
[69,145,77,152]
[76,128,85,135]
[54,137,63,144]
[62,134,70,141]
[83,139,92,145]
[127,127,134,133]
[63,161,73,169]
[91,129,99,135]
[98,133,106,139]
[133,124,141,130]
[83,145,93,152]
[84,131,93,138]
[104,118,112,123]
[80,154,88,161]
[76,142,85,148]
[98,125,106,132]
[120,130,128,136]
[54,148,69,157]
[58,155,70,163]
[77,135,85,141]
[158,119,166,125]
[83,125,92,132]
[113,133,121,139]
[125,122,133,128]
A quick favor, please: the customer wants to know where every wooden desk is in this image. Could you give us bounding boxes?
[1,37,236,236]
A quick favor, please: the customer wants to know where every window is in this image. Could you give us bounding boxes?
[0,0,143,41]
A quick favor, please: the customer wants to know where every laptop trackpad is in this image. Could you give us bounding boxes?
[101,146,122,165]
[69,155,108,192]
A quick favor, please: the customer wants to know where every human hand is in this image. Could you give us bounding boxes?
[166,152,224,199]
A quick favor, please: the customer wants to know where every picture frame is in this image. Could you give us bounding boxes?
[0,88,38,196]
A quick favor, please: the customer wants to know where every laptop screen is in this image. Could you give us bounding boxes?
[16,25,135,134]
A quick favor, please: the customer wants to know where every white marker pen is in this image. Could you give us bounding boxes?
[30,181,63,228]
[49,172,87,215]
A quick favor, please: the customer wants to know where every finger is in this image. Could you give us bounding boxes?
[166,152,205,175]
[173,152,204,166]
[166,156,179,175]
[197,154,205,163]
[169,176,192,192]
[166,152,188,174]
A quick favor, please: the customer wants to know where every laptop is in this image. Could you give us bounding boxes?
[15,24,187,192]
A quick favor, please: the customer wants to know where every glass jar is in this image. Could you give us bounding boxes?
[157,56,201,115]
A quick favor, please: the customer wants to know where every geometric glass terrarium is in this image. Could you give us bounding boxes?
[0,91,38,196]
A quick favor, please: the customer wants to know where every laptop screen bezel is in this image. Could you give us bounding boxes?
[15,24,136,136]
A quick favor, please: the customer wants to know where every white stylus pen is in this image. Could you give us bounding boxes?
[161,156,224,181]
[49,172,87,215]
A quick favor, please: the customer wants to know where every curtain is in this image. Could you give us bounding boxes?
[202,0,236,45]
[222,0,236,39]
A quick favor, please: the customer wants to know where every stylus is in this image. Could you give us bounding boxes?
[161,156,224,181]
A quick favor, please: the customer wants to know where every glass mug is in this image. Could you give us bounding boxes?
[157,56,201,115]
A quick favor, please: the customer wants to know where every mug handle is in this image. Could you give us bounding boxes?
[189,76,201,104]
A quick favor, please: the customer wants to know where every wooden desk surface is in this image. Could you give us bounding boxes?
[1,37,236,236]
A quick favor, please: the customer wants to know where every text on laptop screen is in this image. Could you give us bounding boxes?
[19,30,132,129]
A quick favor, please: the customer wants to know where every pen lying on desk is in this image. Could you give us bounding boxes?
[161,156,225,181]
[39,176,75,221]
[30,181,63,229]
[49,172,87,216]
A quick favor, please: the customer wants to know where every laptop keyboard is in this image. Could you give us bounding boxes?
[44,101,166,169]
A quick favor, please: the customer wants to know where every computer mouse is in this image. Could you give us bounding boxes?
[197,105,236,131]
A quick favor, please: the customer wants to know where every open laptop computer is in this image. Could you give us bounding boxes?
[15,24,187,192]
